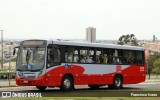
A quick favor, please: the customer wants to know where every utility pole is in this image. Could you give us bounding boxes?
[0,30,4,69]
[9,46,11,85]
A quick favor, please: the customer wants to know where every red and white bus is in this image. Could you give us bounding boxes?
[15,40,146,91]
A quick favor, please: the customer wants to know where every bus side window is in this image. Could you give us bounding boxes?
[65,47,79,63]
[96,49,102,63]
[136,51,143,65]
[111,49,122,64]
[80,48,95,63]
[123,50,136,65]
[103,48,109,64]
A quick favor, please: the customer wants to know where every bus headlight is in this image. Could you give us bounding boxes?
[18,71,23,76]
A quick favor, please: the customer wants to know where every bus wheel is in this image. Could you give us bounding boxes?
[60,75,74,91]
[36,86,47,91]
[88,85,100,89]
[113,75,123,89]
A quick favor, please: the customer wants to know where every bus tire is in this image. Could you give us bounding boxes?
[113,75,123,89]
[88,85,100,89]
[60,75,74,91]
[36,86,47,91]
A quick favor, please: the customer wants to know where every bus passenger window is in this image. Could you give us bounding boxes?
[86,56,94,63]
[103,54,108,63]
[123,50,136,65]
[80,55,85,63]
[136,51,144,65]
[65,47,79,63]
[128,59,133,64]
[96,49,102,63]
[80,48,95,63]
[111,49,122,64]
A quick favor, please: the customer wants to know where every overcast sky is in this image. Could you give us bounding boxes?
[0,0,160,40]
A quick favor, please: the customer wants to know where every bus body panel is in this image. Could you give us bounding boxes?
[16,63,145,86]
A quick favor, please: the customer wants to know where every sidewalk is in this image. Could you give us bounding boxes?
[0,80,16,87]
[145,75,160,82]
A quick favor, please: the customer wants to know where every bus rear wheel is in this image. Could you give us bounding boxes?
[60,75,74,91]
[36,86,47,91]
[108,75,123,89]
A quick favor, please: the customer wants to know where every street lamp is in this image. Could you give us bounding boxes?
[0,30,4,69]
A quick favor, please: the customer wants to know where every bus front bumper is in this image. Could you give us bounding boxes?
[15,76,46,86]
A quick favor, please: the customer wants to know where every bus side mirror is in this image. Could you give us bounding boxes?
[13,47,19,55]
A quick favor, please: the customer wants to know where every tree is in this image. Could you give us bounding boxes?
[117,34,139,46]
[153,59,160,78]
[147,52,160,74]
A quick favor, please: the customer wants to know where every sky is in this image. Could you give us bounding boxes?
[0,0,160,40]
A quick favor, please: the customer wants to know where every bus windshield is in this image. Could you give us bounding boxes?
[17,47,46,71]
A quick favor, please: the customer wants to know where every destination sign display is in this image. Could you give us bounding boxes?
[22,40,45,46]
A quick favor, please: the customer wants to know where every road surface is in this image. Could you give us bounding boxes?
[0,80,160,98]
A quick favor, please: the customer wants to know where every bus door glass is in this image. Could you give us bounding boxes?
[47,47,60,68]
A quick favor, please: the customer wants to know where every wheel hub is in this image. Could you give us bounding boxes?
[64,79,71,88]
[115,78,121,87]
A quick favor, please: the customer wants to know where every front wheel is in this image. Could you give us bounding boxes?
[36,86,47,91]
[60,75,74,91]
[108,75,123,89]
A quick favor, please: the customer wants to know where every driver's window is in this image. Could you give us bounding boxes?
[47,47,60,68]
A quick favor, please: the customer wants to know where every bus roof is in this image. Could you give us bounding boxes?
[48,40,144,51]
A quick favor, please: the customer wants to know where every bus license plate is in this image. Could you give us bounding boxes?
[23,81,28,83]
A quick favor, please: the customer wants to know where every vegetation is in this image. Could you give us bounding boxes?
[153,59,160,78]
[117,34,139,46]
[0,69,15,71]
[147,52,160,75]
[11,58,17,62]
[3,97,160,100]
[0,72,15,79]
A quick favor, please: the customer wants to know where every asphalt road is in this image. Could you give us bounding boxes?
[0,82,160,97]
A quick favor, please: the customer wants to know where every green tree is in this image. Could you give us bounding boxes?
[147,52,160,73]
[153,59,160,78]
[117,34,139,46]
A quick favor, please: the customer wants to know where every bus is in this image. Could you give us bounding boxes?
[14,39,146,91]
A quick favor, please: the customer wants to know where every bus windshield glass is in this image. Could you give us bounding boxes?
[17,47,45,71]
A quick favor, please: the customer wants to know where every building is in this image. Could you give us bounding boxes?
[86,27,96,43]
[153,35,156,42]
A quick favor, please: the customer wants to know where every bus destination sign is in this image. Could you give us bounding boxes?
[22,40,45,46]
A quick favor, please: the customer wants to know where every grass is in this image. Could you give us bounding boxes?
[3,97,160,100]
[0,69,15,71]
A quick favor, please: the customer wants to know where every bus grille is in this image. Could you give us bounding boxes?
[27,76,36,79]
[20,76,36,79]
